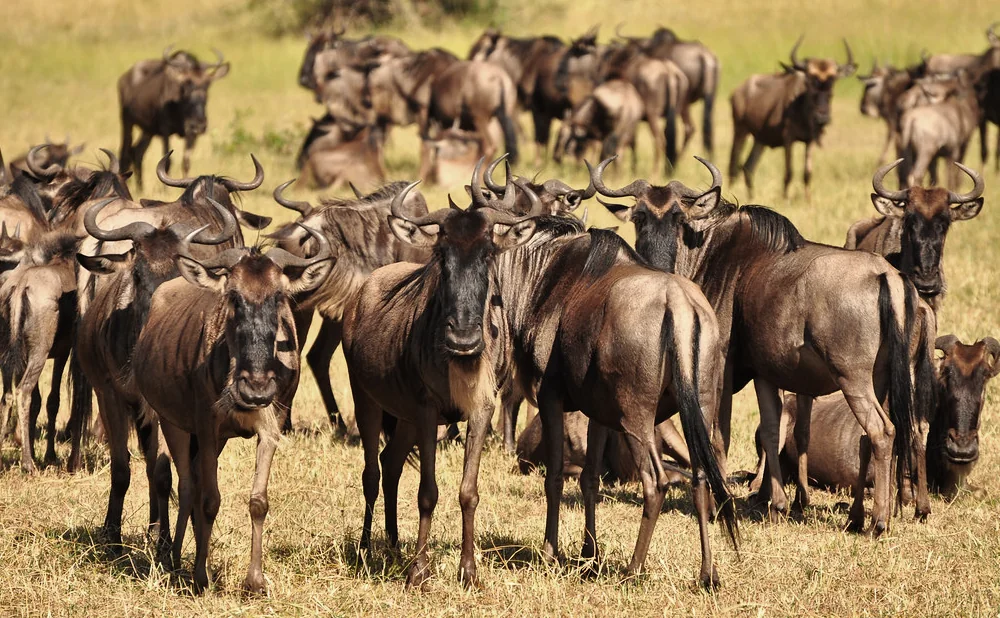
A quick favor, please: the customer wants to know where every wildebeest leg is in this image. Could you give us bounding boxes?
[457,403,493,588]
[742,141,765,199]
[646,114,664,177]
[728,127,748,185]
[242,432,278,594]
[532,109,552,166]
[497,379,522,454]
[119,114,134,178]
[980,117,989,166]
[803,142,814,203]
[909,149,932,187]
[753,379,788,519]
[848,434,872,532]
[136,418,170,550]
[182,134,197,178]
[27,388,41,461]
[308,318,346,434]
[43,351,68,465]
[160,420,191,569]
[713,359,735,470]
[354,385,382,550]
[656,419,690,468]
[782,141,794,198]
[16,382,38,474]
[680,102,696,155]
[580,421,609,568]
[792,394,812,511]
[841,386,893,535]
[380,419,417,547]
[622,427,666,576]
[131,131,153,189]
[100,392,131,546]
[406,420,439,589]
[192,430,221,593]
[0,374,11,450]
[911,411,931,521]
[538,381,565,564]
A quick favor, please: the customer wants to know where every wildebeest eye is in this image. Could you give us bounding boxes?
[632,211,646,225]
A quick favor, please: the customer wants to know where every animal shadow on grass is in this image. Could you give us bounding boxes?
[479,531,637,583]
[50,526,203,594]
[0,439,108,474]
[332,535,415,583]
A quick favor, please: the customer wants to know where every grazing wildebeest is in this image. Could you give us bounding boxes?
[553,79,644,171]
[845,159,984,311]
[132,222,333,594]
[269,180,430,433]
[729,37,856,199]
[9,139,84,180]
[0,232,78,472]
[517,411,690,485]
[297,120,386,190]
[75,196,239,552]
[118,47,230,187]
[765,334,998,501]
[897,73,983,188]
[592,155,934,531]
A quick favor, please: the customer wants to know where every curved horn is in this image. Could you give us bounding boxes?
[935,334,960,355]
[982,337,1000,369]
[273,180,313,216]
[470,156,490,209]
[348,181,364,198]
[267,222,334,269]
[946,162,984,204]
[156,151,196,188]
[512,178,543,216]
[27,145,60,179]
[872,159,909,202]
[220,154,265,193]
[839,38,857,76]
[484,153,510,195]
[99,148,120,174]
[180,196,239,245]
[694,155,723,192]
[84,197,156,242]
[210,48,225,68]
[988,22,1000,46]
[177,229,245,272]
[790,34,806,70]
[587,156,651,198]
[390,180,449,226]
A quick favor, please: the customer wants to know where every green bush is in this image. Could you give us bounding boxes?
[248,0,497,36]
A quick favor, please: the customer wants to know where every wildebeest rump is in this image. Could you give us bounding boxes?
[553,78,645,171]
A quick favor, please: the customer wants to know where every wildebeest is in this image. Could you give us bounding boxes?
[118,47,230,187]
[553,79,644,170]
[467,29,565,109]
[729,37,856,198]
[75,195,239,552]
[9,139,84,180]
[0,232,79,473]
[897,73,983,187]
[845,159,984,311]
[302,30,409,99]
[858,61,921,164]
[269,179,430,433]
[918,23,1000,77]
[296,119,386,190]
[765,334,998,501]
[592,155,933,531]
[422,127,486,188]
[132,222,332,594]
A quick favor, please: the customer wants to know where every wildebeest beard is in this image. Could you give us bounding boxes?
[635,209,684,273]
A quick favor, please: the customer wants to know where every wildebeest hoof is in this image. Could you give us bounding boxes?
[871,519,888,537]
[20,460,37,475]
[458,564,481,590]
[405,560,431,589]
[914,506,930,522]
[699,565,720,590]
[844,514,865,534]
[241,575,268,596]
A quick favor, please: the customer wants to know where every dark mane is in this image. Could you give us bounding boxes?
[582,227,641,280]
[179,176,241,207]
[739,205,806,254]
[53,169,133,224]
[318,180,411,209]
[10,175,48,224]
[35,232,79,263]
[381,258,437,308]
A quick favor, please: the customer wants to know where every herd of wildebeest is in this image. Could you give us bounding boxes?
[0,20,998,596]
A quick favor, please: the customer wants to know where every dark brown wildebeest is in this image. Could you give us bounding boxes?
[9,139,84,180]
[297,120,385,190]
[592,155,934,531]
[729,37,856,199]
[343,169,735,587]
[0,232,80,473]
[919,23,1000,76]
[132,223,332,594]
[897,73,984,188]
[516,411,690,485]
[553,79,644,171]
[422,127,485,188]
[117,47,230,188]
[980,68,1000,170]
[467,29,565,109]
[858,61,921,164]
[764,334,998,501]
[75,196,239,552]
[845,159,984,312]
[269,179,429,433]
[304,31,409,100]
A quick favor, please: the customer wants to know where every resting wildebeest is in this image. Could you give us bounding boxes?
[729,37,856,198]
[422,127,486,187]
[592,155,933,531]
[553,79,644,171]
[132,222,332,594]
[897,73,983,188]
[297,120,386,190]
[344,168,735,587]
[845,159,984,312]
[118,47,230,187]
[9,139,84,180]
[269,180,430,432]
[75,196,239,552]
[765,334,998,502]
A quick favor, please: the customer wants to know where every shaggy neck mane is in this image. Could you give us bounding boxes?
[53,169,133,225]
[692,200,805,255]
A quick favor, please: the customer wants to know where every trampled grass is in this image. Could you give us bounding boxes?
[1,0,1000,615]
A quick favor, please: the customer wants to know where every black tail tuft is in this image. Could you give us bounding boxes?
[663,309,739,550]
[665,104,678,171]
[879,274,915,498]
[67,327,93,454]
[497,89,519,166]
[702,92,715,153]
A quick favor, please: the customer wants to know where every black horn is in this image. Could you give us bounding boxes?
[84,197,156,242]
[156,151,196,188]
[26,145,61,179]
[790,35,806,70]
[99,148,120,174]
[872,159,909,202]
[273,180,314,217]
[588,156,651,198]
[946,162,984,204]
[220,154,265,193]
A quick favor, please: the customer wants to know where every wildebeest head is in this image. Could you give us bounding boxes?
[933,335,1000,479]
[299,28,343,89]
[388,161,544,356]
[468,28,502,61]
[590,155,723,272]
[176,219,333,409]
[480,154,595,216]
[857,59,894,117]
[783,36,857,127]
[871,159,984,302]
[162,48,230,138]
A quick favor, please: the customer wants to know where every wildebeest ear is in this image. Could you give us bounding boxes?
[76,251,131,275]
[177,255,228,293]
[285,258,334,296]
[210,63,231,81]
[236,211,272,230]
[602,201,635,222]
[492,220,537,250]
[951,197,984,221]
[871,194,905,217]
[685,186,722,220]
[388,216,439,247]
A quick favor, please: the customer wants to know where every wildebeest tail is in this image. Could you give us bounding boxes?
[0,289,29,380]
[878,273,915,497]
[664,83,678,170]
[661,307,739,549]
[497,87,519,165]
[701,53,719,152]
[67,346,93,449]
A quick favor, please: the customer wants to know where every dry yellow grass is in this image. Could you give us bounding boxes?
[1,0,1000,615]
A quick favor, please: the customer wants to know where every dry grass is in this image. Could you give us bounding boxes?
[1,0,1000,615]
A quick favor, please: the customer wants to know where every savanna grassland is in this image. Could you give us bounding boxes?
[2,0,1000,615]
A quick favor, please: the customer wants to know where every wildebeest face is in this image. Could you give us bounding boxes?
[468,29,501,61]
[804,67,838,126]
[934,339,1000,468]
[299,32,333,89]
[858,65,889,117]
